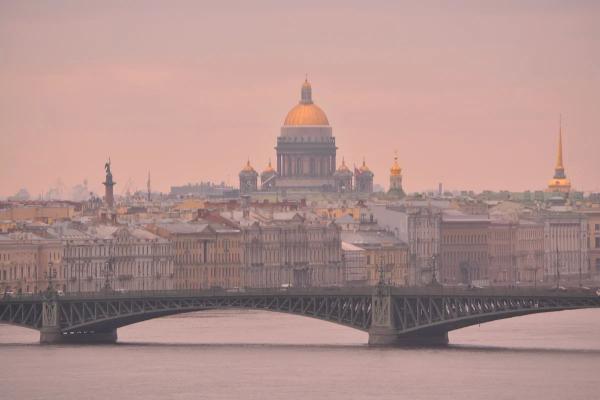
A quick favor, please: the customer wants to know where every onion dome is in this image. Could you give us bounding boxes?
[262,159,276,175]
[359,159,371,173]
[335,157,353,176]
[240,160,257,175]
[283,78,330,126]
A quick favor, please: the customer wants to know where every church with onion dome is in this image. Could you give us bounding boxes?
[239,78,375,195]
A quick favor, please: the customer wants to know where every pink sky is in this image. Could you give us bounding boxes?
[1,1,599,198]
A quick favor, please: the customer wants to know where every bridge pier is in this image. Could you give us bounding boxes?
[369,288,449,346]
[368,327,449,347]
[40,297,118,344]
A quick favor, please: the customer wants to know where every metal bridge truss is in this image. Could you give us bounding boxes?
[387,294,600,335]
[1,289,599,344]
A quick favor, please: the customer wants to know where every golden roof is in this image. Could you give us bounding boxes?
[241,160,256,173]
[336,157,351,172]
[283,79,330,126]
[359,159,371,173]
[390,156,402,176]
[262,159,275,174]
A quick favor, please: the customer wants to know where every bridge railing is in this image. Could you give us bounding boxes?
[2,284,598,302]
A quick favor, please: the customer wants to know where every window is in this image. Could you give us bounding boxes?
[596,237,600,249]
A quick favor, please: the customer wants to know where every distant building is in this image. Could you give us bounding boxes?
[103,159,116,208]
[547,120,571,193]
[239,160,258,194]
[333,158,353,193]
[238,79,373,194]
[388,154,405,197]
[354,160,374,194]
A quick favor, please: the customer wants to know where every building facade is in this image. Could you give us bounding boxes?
[241,216,343,288]
[0,233,63,294]
[439,213,490,285]
[542,211,589,284]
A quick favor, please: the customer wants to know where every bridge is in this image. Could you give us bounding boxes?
[1,286,599,346]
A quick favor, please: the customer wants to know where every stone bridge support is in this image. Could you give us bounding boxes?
[40,298,117,344]
[368,289,448,346]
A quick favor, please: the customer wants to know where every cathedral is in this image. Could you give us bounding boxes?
[239,79,375,195]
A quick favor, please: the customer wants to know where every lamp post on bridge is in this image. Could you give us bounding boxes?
[45,261,57,293]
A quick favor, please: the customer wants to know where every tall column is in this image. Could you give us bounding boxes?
[277,154,281,175]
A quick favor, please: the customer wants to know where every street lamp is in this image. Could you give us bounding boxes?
[45,261,57,292]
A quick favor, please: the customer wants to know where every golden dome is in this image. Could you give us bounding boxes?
[262,159,275,174]
[283,79,330,126]
[241,160,256,173]
[359,159,371,173]
[390,156,402,176]
[336,157,351,173]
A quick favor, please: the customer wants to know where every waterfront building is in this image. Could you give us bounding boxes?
[150,221,242,290]
[439,211,490,285]
[240,213,343,288]
[0,232,63,294]
[370,203,443,286]
[51,224,174,292]
[583,209,600,281]
[515,220,545,284]
[542,210,589,284]
[341,228,409,286]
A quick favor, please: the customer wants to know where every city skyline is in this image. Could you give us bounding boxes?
[1,1,599,197]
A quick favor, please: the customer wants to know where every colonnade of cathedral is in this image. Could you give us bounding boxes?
[277,154,336,178]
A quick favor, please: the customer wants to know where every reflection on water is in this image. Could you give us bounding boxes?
[0,309,599,400]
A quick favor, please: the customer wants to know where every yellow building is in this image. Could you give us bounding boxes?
[0,233,64,294]
[547,120,571,193]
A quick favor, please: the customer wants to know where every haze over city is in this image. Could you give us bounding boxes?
[1,0,599,198]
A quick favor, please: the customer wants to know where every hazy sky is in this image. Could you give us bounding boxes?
[1,0,599,198]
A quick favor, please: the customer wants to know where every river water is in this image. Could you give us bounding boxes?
[1,309,599,399]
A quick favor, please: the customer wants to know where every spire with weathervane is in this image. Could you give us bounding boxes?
[547,115,571,193]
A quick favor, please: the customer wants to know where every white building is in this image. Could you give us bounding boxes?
[51,223,174,292]
[542,211,589,284]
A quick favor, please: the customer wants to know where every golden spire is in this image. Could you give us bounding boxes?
[556,115,564,170]
[390,151,402,176]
